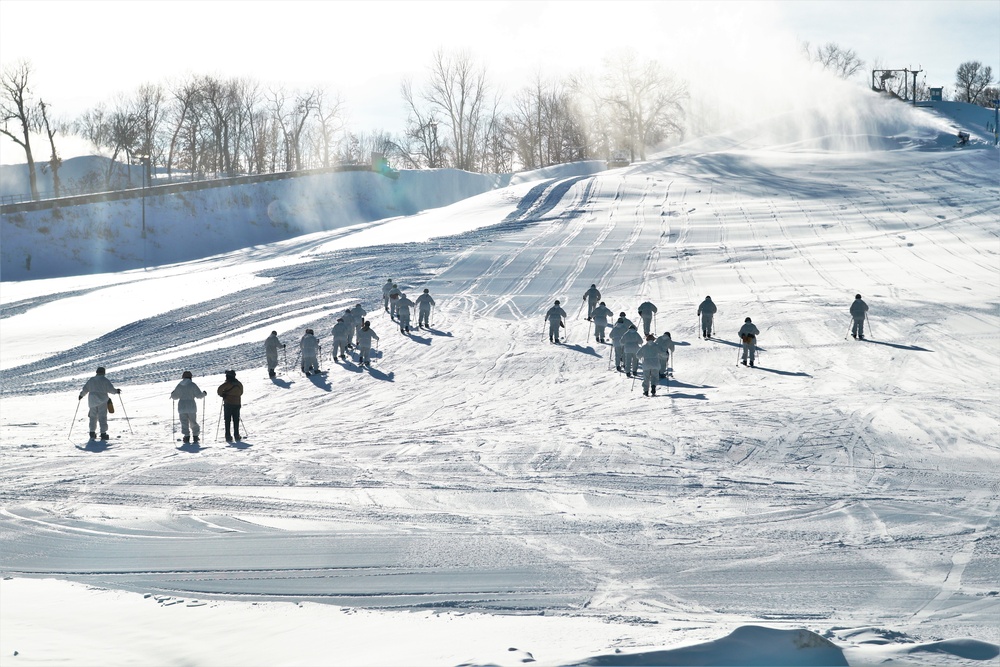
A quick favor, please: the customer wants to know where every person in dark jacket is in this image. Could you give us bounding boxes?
[217,370,244,442]
[850,294,869,340]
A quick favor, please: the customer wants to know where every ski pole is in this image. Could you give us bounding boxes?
[846,319,853,340]
[172,399,177,440]
[737,345,742,366]
[216,402,223,442]
[115,393,133,435]
[607,345,613,370]
[631,370,637,392]
[239,415,250,438]
[69,397,82,441]
[865,312,873,338]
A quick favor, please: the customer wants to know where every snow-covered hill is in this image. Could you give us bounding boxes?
[0,99,998,666]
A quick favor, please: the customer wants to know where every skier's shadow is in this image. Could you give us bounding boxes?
[77,440,111,452]
[307,373,333,391]
[665,380,715,390]
[177,443,205,453]
[425,328,453,337]
[227,441,252,450]
[271,378,293,389]
[663,391,709,400]
[405,333,432,345]
[365,366,395,382]
[561,343,603,358]
[754,366,811,377]
[864,339,932,352]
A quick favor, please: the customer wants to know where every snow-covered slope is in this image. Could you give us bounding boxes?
[0,100,998,666]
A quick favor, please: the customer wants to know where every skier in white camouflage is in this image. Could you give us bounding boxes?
[388,284,402,319]
[78,366,121,441]
[353,303,367,340]
[415,289,435,328]
[739,317,760,367]
[331,318,352,361]
[697,296,717,338]
[609,316,631,370]
[300,328,321,375]
[357,321,380,367]
[264,331,285,378]
[637,300,658,336]
[397,292,415,334]
[170,371,208,444]
[382,279,394,312]
[621,324,644,377]
[591,301,614,343]
[655,331,675,379]
[544,300,567,343]
[583,284,601,320]
[637,334,666,396]
[850,294,869,340]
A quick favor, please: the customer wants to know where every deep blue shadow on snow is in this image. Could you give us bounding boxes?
[560,343,603,357]
[270,377,293,389]
[864,339,933,352]
[76,440,112,452]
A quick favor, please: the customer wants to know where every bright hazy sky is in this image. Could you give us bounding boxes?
[1,0,998,160]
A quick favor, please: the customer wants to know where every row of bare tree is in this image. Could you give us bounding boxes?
[2,48,996,201]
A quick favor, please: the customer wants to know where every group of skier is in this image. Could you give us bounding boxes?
[78,366,245,444]
[76,276,872,440]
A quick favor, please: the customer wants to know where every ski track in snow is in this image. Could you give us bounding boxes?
[2,140,999,661]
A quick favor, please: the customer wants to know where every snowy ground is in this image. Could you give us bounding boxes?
[1,99,998,666]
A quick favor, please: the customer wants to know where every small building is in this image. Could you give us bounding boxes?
[929,87,943,102]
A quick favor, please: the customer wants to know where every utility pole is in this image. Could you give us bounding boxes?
[909,69,922,106]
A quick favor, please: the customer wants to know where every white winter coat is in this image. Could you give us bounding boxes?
[331,320,352,342]
[415,293,435,313]
[545,306,567,323]
[636,341,665,370]
[170,379,207,414]
[592,305,613,327]
[850,299,868,319]
[357,327,380,348]
[621,329,644,353]
[80,375,118,409]
[300,334,320,356]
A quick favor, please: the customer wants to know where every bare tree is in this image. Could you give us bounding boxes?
[807,42,865,79]
[401,78,447,168]
[311,88,346,168]
[1,60,40,199]
[423,49,491,171]
[37,99,63,197]
[955,61,994,105]
[599,51,687,162]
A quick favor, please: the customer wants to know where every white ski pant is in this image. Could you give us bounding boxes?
[595,323,607,342]
[332,339,348,359]
[624,351,639,375]
[266,350,279,371]
[418,307,431,327]
[179,412,200,437]
[642,366,659,392]
[742,340,756,362]
[641,315,653,336]
[302,353,319,372]
[852,317,864,337]
[548,320,561,341]
[88,403,109,434]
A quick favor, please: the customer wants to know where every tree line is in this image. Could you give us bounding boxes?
[2,49,996,201]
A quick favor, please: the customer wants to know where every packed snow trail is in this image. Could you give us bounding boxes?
[1,137,998,659]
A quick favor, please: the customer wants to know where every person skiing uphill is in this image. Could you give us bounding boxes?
[850,294,869,340]
[655,331,675,379]
[583,284,601,320]
[357,321,380,367]
[697,296,717,338]
[264,331,285,378]
[300,328,321,375]
[591,301,613,343]
[331,318,351,361]
[382,279,394,312]
[78,366,120,441]
[637,300,658,336]
[217,370,243,443]
[637,334,666,396]
[397,293,415,333]
[388,284,402,319]
[609,316,631,370]
[170,371,207,444]
[353,303,368,340]
[545,300,567,343]
[341,308,357,349]
[739,317,760,367]
[621,324,644,377]
[415,289,435,328]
